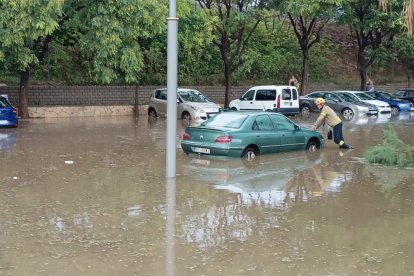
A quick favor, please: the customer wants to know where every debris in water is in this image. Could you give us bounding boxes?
[365,124,414,166]
[64,160,74,165]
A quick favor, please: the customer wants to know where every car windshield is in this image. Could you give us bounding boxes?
[338,93,358,103]
[202,113,248,129]
[355,92,375,100]
[178,90,209,103]
[380,92,397,100]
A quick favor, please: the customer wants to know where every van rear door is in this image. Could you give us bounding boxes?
[277,87,299,115]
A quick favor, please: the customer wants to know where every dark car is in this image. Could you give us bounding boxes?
[366,91,414,114]
[395,89,414,103]
[299,91,378,120]
[0,95,18,128]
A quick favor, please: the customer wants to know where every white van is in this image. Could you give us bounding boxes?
[229,85,299,115]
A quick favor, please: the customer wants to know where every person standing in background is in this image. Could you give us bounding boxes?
[366,78,374,91]
[289,75,298,87]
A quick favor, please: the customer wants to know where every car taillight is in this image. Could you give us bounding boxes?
[12,108,17,113]
[182,132,191,140]
[276,95,280,109]
[215,135,232,143]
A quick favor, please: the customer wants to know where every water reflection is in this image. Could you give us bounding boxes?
[0,130,16,152]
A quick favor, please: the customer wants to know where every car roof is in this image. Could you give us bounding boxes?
[154,88,201,92]
[249,85,296,90]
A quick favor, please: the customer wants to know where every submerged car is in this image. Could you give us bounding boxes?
[332,91,391,113]
[299,91,378,120]
[367,91,414,114]
[181,111,324,162]
[0,95,18,128]
[147,88,221,121]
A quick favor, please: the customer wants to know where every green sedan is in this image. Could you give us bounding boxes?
[181,111,325,162]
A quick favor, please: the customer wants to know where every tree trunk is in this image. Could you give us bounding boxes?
[358,50,367,91]
[134,84,139,118]
[223,62,231,108]
[19,69,30,119]
[300,48,310,96]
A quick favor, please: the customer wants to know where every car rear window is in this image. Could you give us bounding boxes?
[255,90,276,101]
[202,113,248,129]
[0,97,11,108]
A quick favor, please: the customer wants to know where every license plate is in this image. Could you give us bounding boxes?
[194,147,210,154]
[0,120,8,125]
[191,158,211,165]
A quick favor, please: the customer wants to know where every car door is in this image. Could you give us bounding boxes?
[153,89,168,116]
[252,114,281,154]
[254,89,277,110]
[270,114,305,152]
[238,89,257,110]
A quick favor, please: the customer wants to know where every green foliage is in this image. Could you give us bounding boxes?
[365,124,414,166]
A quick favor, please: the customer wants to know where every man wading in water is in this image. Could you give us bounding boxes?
[310,97,353,149]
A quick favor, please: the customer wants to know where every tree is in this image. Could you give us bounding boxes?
[393,35,414,86]
[0,0,65,118]
[196,0,268,107]
[340,0,403,91]
[276,0,343,95]
[380,0,414,35]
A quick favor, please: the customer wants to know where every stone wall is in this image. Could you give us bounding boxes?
[0,84,408,117]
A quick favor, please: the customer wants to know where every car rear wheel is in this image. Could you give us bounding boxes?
[342,108,354,121]
[300,104,311,115]
[306,141,318,152]
[181,112,191,121]
[148,107,157,117]
[391,106,400,115]
[242,147,259,162]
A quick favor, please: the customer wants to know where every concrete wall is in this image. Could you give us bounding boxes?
[0,84,408,117]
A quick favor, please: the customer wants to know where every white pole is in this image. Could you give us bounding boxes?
[166,0,178,178]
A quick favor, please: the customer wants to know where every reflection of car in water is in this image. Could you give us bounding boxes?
[0,131,16,152]
[179,151,325,208]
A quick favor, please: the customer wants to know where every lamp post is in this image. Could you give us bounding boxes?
[166,0,178,178]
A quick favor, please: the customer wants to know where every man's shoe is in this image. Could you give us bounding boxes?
[340,143,353,149]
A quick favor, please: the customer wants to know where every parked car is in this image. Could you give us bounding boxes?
[299,91,378,120]
[0,95,18,128]
[180,111,324,163]
[147,88,221,121]
[366,91,414,114]
[229,85,299,115]
[332,91,391,113]
[394,88,414,103]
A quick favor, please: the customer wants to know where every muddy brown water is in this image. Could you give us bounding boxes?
[0,113,413,275]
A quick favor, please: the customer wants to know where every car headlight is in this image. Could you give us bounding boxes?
[190,106,204,112]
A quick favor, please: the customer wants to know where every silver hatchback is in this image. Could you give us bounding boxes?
[147,88,221,121]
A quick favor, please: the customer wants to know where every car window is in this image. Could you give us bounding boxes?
[178,90,208,103]
[337,93,357,102]
[203,113,248,129]
[395,91,404,97]
[241,90,255,101]
[155,90,167,100]
[269,114,296,131]
[255,90,276,101]
[355,92,375,100]
[281,89,291,100]
[253,115,274,131]
[0,97,10,107]
[381,92,396,100]
[307,92,324,98]
[325,93,341,102]
[408,91,414,97]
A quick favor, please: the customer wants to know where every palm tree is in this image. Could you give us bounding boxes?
[380,0,414,34]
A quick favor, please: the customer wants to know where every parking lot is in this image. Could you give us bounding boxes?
[0,112,414,275]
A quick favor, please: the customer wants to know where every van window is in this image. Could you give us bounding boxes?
[255,90,276,101]
[241,90,255,101]
[292,89,298,100]
[282,89,291,100]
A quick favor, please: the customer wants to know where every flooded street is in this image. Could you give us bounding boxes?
[1,113,414,275]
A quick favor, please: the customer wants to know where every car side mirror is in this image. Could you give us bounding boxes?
[295,125,300,131]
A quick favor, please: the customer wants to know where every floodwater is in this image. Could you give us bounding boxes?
[0,112,413,276]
